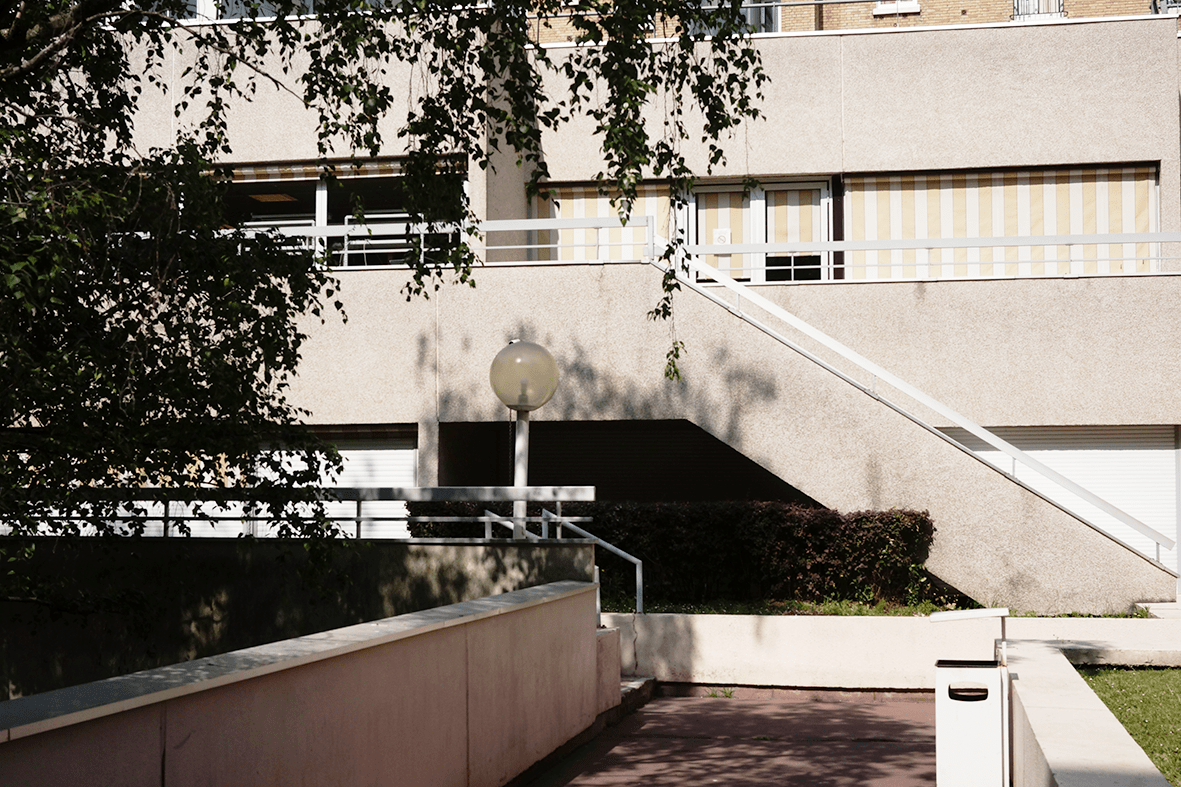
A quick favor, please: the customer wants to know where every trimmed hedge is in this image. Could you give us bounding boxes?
[408,501,935,606]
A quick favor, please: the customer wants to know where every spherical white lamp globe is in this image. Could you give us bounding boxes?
[489,340,559,412]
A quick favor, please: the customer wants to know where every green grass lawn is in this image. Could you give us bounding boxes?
[1078,667,1181,786]
[602,597,956,616]
[601,595,1154,617]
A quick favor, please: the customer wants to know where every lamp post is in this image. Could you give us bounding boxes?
[489,340,559,539]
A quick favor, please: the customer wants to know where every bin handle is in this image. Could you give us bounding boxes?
[948,683,990,702]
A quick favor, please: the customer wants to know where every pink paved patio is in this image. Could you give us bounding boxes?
[519,692,935,786]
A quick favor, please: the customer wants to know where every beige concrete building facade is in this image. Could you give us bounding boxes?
[134,8,1181,612]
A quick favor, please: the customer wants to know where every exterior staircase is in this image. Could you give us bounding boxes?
[656,256,1177,614]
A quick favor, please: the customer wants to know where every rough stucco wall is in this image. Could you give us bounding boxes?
[291,264,1177,612]
[130,17,1181,223]
[294,266,1181,432]
[538,18,1179,189]
[755,275,1181,427]
[129,17,1181,248]
[130,21,415,163]
[837,20,1177,175]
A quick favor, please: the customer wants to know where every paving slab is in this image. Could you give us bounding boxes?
[521,695,935,786]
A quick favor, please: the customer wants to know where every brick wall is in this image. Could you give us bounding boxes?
[532,0,1163,42]
[1069,0,1153,17]
[783,0,1156,31]
[820,0,1011,29]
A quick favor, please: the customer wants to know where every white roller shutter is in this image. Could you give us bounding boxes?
[147,436,417,538]
[324,439,417,538]
[940,426,1178,571]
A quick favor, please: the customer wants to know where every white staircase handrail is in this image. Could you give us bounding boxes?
[543,509,643,614]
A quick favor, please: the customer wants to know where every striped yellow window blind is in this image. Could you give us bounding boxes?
[696,190,752,278]
[695,186,825,281]
[844,167,1158,280]
[767,188,822,245]
[531,186,669,262]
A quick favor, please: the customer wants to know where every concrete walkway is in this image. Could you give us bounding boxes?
[521,691,935,786]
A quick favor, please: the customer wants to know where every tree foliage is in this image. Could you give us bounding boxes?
[0,0,765,544]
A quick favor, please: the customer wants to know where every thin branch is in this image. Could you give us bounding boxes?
[168,20,312,109]
[0,102,104,135]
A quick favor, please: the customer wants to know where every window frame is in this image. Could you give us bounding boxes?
[222,160,467,270]
[687,179,834,285]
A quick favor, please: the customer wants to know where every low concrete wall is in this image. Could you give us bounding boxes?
[1009,641,1171,787]
[604,613,1181,689]
[0,581,604,787]
[596,628,622,716]
[1,537,593,699]
[605,612,1000,689]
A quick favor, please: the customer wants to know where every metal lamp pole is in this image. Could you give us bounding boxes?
[489,340,559,539]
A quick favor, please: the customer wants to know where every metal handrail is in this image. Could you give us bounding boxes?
[269,216,659,268]
[543,510,643,614]
[484,509,540,541]
[654,253,1176,561]
[263,213,1181,280]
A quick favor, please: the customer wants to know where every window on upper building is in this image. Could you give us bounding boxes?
[1012,0,1063,20]
[164,0,314,21]
[872,1,921,17]
[691,0,779,35]
[222,160,463,268]
[691,181,834,284]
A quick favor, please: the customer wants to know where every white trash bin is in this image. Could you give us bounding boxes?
[935,659,1007,787]
[931,607,1011,787]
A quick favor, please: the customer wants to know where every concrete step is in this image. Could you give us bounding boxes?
[1135,601,1181,619]
[619,676,656,715]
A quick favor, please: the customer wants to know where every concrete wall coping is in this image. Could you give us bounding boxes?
[1007,618,1181,666]
[1008,640,1172,787]
[0,580,595,744]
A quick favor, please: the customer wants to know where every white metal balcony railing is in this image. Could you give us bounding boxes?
[13,485,645,613]
[270,216,659,269]
[273,216,1181,282]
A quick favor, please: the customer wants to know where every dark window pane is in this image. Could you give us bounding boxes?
[767,255,822,282]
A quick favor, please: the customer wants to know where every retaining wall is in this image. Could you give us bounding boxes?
[604,613,1181,689]
[0,581,607,787]
[604,612,1179,787]
[1009,640,1171,787]
[1,537,593,699]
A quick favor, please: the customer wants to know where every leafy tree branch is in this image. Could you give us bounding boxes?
[1,0,766,552]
